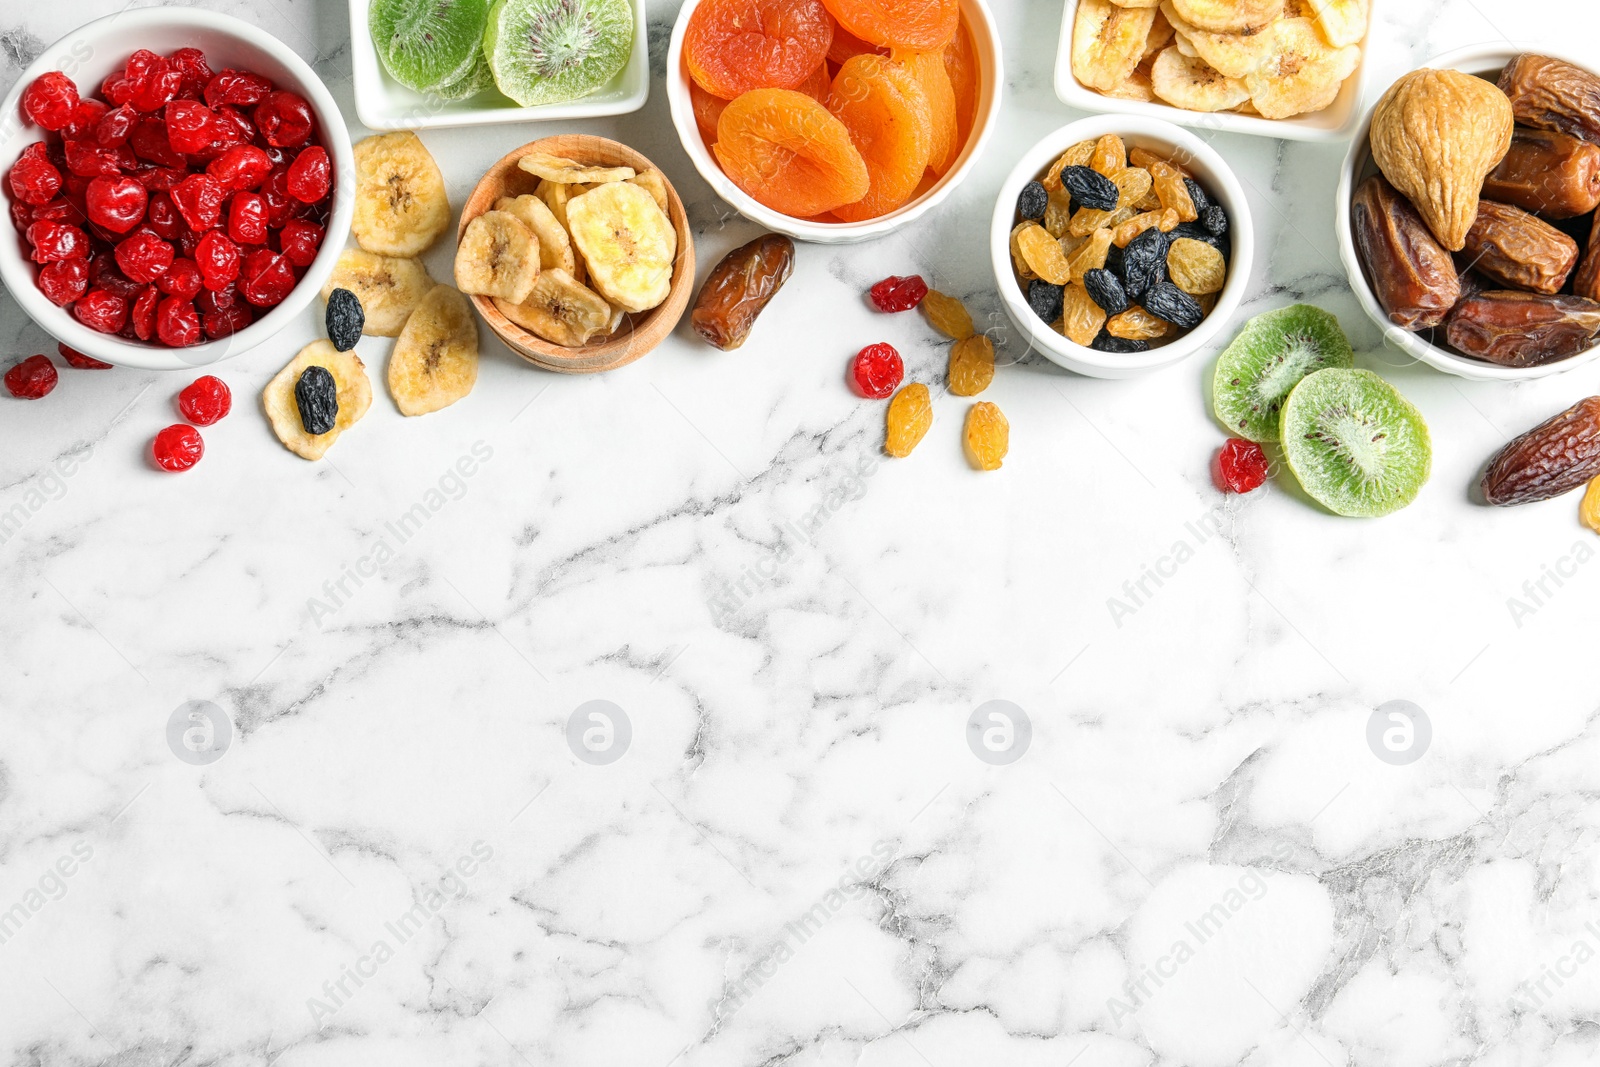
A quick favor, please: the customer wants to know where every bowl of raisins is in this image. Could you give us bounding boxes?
[1338,44,1600,381]
[991,115,1252,379]
[0,8,354,371]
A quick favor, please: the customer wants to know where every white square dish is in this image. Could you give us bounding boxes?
[1053,0,1375,143]
[348,0,649,131]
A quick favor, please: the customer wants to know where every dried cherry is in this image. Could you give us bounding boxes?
[178,374,231,424]
[851,343,904,398]
[157,257,202,300]
[254,91,313,148]
[73,288,128,333]
[869,274,928,312]
[27,220,89,263]
[9,153,62,205]
[156,297,201,347]
[22,73,79,130]
[85,176,148,234]
[152,424,204,471]
[285,145,329,202]
[278,218,323,268]
[115,230,174,284]
[4,354,58,399]
[38,257,90,306]
[1216,438,1269,494]
[59,343,112,369]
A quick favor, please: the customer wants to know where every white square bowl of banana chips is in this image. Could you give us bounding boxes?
[1055,0,1376,143]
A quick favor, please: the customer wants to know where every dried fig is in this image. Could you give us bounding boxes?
[1460,200,1578,294]
[1574,210,1600,301]
[1498,54,1600,144]
[1351,174,1459,329]
[1445,290,1600,366]
[1482,396,1600,506]
[1482,128,1600,219]
[1369,68,1514,250]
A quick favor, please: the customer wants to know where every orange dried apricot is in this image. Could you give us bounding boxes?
[822,0,958,52]
[691,79,729,144]
[827,13,885,65]
[942,14,979,147]
[715,89,870,217]
[686,0,835,100]
[892,49,958,174]
[796,61,831,103]
[827,54,932,222]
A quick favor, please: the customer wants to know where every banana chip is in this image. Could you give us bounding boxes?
[352,132,451,258]
[517,151,636,185]
[1170,0,1281,33]
[1073,0,1157,92]
[1162,1,1279,78]
[495,194,577,275]
[455,210,540,304]
[565,182,676,314]
[1245,18,1360,118]
[494,269,613,348]
[263,341,372,461]
[319,249,435,337]
[1151,47,1251,111]
[627,170,671,215]
[390,285,478,416]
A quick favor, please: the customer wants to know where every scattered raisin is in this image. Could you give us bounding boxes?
[325,288,364,351]
[963,402,1009,471]
[885,383,932,458]
[923,289,974,340]
[294,365,338,435]
[1080,268,1129,315]
[947,335,995,396]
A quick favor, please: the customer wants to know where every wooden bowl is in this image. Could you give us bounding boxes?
[458,135,695,374]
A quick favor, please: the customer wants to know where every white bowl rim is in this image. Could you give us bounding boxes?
[0,7,355,371]
[665,0,1004,244]
[989,114,1256,376]
[1336,41,1600,382]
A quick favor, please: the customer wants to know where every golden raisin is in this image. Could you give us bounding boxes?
[1167,237,1227,295]
[1042,188,1074,238]
[923,289,974,340]
[1112,210,1167,247]
[947,334,994,395]
[885,383,932,457]
[1090,134,1126,177]
[1150,161,1197,222]
[1043,140,1096,191]
[1060,282,1106,346]
[1106,305,1172,341]
[1017,223,1072,285]
[1066,227,1114,280]
[1010,222,1038,281]
[1583,475,1600,533]
[1129,146,1190,175]
[963,401,1009,470]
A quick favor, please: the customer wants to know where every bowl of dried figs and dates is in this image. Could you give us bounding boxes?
[0,8,353,371]
[1339,45,1600,381]
[991,115,1253,378]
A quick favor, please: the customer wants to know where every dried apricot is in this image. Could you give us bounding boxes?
[686,0,835,100]
[963,401,1009,470]
[923,288,973,339]
[1016,223,1072,285]
[691,79,728,144]
[893,50,958,173]
[828,15,885,65]
[942,15,980,147]
[822,0,958,52]
[797,62,831,104]
[1060,282,1106,345]
[715,89,870,217]
[1166,237,1226,295]
[948,334,994,396]
[828,55,933,221]
[1106,305,1172,340]
[885,382,932,456]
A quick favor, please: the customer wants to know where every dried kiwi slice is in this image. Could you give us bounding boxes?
[369,0,490,94]
[1280,369,1432,518]
[1211,304,1354,443]
[484,0,634,107]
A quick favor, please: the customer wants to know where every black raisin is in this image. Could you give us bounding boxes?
[325,288,364,352]
[1091,332,1150,353]
[1063,165,1118,212]
[1080,268,1129,316]
[1183,178,1210,217]
[1027,279,1064,324]
[1104,243,1125,278]
[1142,281,1204,329]
[1016,181,1049,222]
[1202,204,1228,238]
[1122,227,1169,301]
[295,365,339,435]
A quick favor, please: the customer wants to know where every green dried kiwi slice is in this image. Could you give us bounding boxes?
[484,0,634,107]
[1211,304,1354,443]
[1280,368,1432,518]
[435,50,496,101]
[369,0,489,94]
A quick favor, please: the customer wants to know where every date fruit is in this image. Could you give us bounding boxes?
[1446,290,1600,366]
[691,233,795,351]
[1352,175,1459,330]
[1498,54,1600,145]
[1482,396,1600,505]
[1575,210,1600,301]
[1460,200,1578,294]
[1482,128,1600,219]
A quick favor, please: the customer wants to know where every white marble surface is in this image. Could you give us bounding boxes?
[6,1,1600,1064]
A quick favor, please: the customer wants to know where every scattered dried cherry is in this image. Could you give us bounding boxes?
[179,374,231,424]
[152,424,204,471]
[22,72,79,130]
[4,354,58,399]
[869,274,928,312]
[851,343,904,398]
[1216,438,1269,494]
[59,343,112,369]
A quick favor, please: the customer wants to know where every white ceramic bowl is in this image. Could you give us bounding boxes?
[348,0,648,130]
[666,0,1003,245]
[0,8,354,371]
[990,115,1254,378]
[1337,43,1600,382]
[1053,0,1374,143]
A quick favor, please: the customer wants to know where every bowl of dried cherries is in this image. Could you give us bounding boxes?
[991,114,1253,378]
[1339,45,1600,381]
[0,8,353,371]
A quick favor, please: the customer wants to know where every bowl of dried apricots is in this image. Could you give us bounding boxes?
[667,0,1001,243]
[991,115,1254,378]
